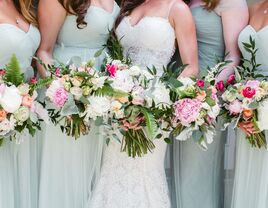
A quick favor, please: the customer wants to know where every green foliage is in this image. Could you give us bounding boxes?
[237,36,266,80]
[93,84,128,97]
[140,107,157,140]
[4,54,24,86]
[105,31,131,64]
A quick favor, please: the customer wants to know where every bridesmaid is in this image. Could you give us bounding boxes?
[36,0,119,207]
[232,1,268,207]
[0,1,40,208]
[173,0,248,208]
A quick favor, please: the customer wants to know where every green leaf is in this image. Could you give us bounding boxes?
[94,48,104,58]
[192,130,203,142]
[4,54,24,86]
[140,108,157,140]
[206,97,216,106]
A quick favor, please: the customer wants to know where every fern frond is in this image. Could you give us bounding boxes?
[140,108,158,140]
[4,54,24,86]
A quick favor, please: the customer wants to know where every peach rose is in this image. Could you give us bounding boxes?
[0,110,7,121]
[116,96,129,104]
[22,95,33,108]
[243,108,253,120]
[196,91,207,101]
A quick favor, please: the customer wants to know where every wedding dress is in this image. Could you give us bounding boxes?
[88,2,177,208]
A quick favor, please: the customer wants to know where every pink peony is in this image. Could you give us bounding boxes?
[196,80,205,88]
[106,64,117,77]
[216,80,225,92]
[228,100,243,115]
[174,98,202,126]
[53,88,68,107]
[246,80,260,89]
[227,74,236,85]
[242,87,256,99]
[0,84,6,95]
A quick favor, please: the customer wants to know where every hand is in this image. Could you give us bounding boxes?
[238,121,259,136]
[215,67,234,83]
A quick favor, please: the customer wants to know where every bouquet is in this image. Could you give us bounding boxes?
[0,55,50,145]
[43,57,124,139]
[168,75,220,150]
[104,60,172,157]
[219,37,268,148]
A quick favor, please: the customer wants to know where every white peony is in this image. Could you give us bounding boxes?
[86,96,111,120]
[149,81,172,109]
[0,85,22,113]
[111,70,134,93]
[46,80,63,101]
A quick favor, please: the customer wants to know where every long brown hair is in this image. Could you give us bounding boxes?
[115,0,145,28]
[58,0,91,29]
[184,0,220,10]
[14,0,37,26]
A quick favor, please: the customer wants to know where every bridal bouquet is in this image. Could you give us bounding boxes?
[44,57,124,139]
[104,60,172,157]
[168,76,221,150]
[219,37,268,148]
[0,55,50,145]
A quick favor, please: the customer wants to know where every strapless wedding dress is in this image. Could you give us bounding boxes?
[88,14,176,208]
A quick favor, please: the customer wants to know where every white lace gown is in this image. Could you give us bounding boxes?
[88,14,176,208]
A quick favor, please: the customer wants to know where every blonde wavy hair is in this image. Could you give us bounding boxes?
[14,0,37,26]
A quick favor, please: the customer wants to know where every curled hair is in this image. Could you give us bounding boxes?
[115,0,145,28]
[58,0,91,29]
[14,0,37,26]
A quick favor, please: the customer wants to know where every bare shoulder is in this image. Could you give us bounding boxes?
[170,0,191,15]
[169,0,193,26]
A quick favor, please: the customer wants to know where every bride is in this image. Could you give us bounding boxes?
[88,0,198,207]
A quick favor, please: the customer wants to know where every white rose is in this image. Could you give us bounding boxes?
[86,96,111,120]
[91,76,107,90]
[14,106,30,122]
[112,60,122,65]
[222,90,237,102]
[17,83,30,96]
[70,87,83,100]
[179,77,195,86]
[0,85,22,113]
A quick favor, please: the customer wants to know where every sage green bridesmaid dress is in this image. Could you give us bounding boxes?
[0,24,40,208]
[231,25,268,208]
[172,1,247,208]
[38,3,120,208]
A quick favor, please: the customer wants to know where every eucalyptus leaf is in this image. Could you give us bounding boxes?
[61,96,79,116]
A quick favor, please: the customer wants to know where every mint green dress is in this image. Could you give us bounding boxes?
[0,24,40,208]
[231,25,268,208]
[38,3,120,208]
[172,1,247,207]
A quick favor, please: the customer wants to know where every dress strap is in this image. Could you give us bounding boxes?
[166,0,177,19]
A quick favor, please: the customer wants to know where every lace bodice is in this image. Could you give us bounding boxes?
[116,16,176,75]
